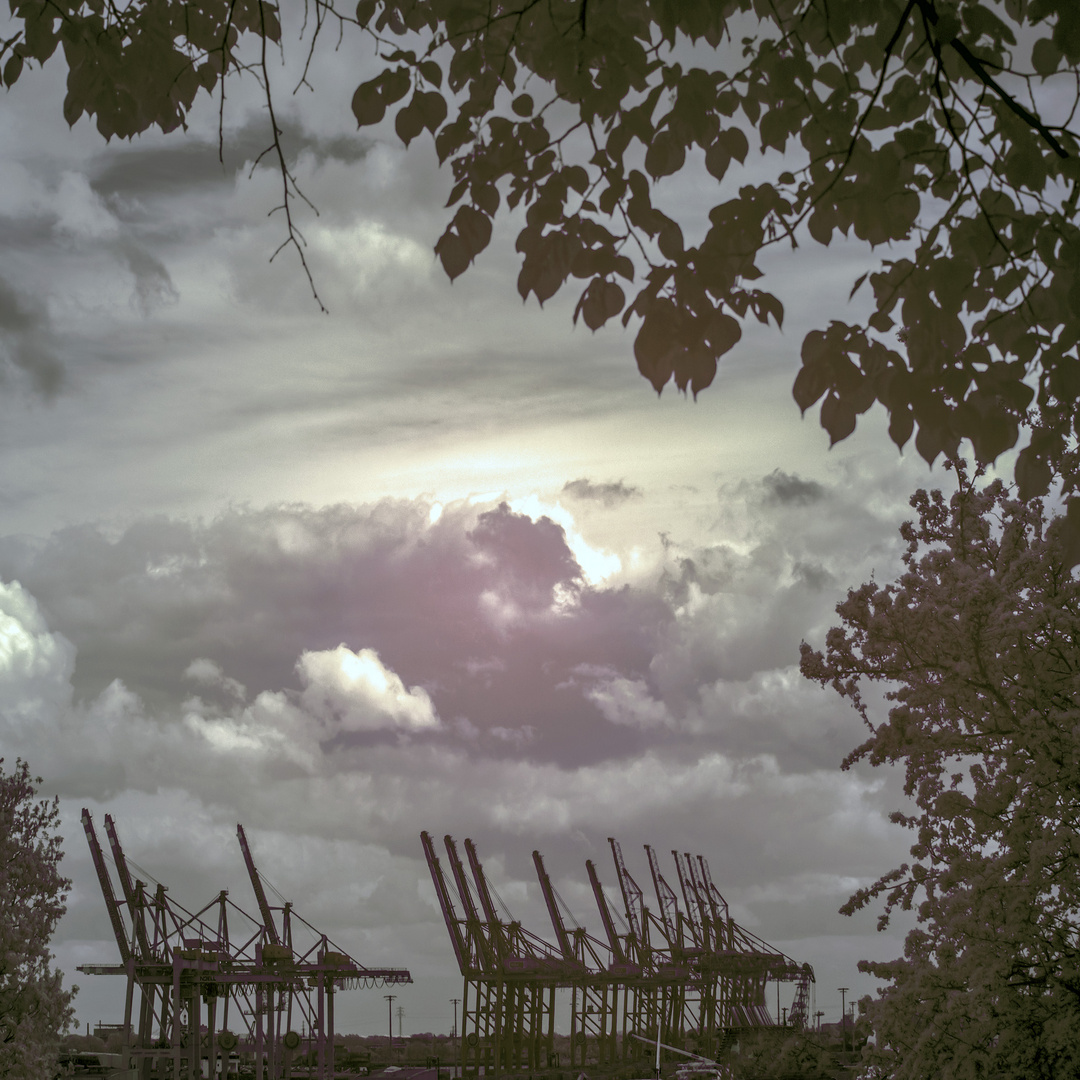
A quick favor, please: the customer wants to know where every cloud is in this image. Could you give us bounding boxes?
[54,172,119,240]
[118,242,180,315]
[562,478,642,507]
[761,469,826,507]
[581,670,675,730]
[298,645,439,733]
[0,276,64,396]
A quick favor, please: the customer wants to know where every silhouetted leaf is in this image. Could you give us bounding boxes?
[395,100,424,146]
[435,230,469,281]
[419,60,443,88]
[644,130,686,178]
[351,80,386,127]
[382,67,411,105]
[577,277,626,331]
[1032,37,1062,75]
[454,205,492,259]
[414,90,447,133]
[820,393,856,445]
[3,53,23,87]
[1015,446,1053,499]
[634,299,682,391]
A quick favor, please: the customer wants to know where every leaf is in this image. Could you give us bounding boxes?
[419,60,443,88]
[723,126,749,163]
[414,90,447,133]
[3,53,24,87]
[564,165,589,194]
[807,206,835,246]
[848,271,869,301]
[511,93,533,117]
[644,130,686,179]
[1031,37,1061,76]
[704,139,732,182]
[382,67,411,105]
[820,392,856,445]
[657,221,684,259]
[395,101,425,146]
[577,277,626,330]
[704,310,741,356]
[435,229,470,281]
[473,183,499,215]
[888,404,914,449]
[1014,446,1052,499]
[454,205,492,259]
[634,299,682,392]
[351,80,386,127]
[355,0,378,24]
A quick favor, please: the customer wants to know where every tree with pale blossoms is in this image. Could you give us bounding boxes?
[801,462,1080,1080]
[0,757,77,1080]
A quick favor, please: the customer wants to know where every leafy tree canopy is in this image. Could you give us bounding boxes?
[3,1,1080,501]
[0,757,77,1079]
[801,464,1080,1080]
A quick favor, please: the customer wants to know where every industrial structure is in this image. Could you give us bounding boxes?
[422,833,814,1076]
[77,810,411,1078]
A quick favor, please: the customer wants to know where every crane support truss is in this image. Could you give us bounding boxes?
[78,810,411,1079]
[422,832,815,1077]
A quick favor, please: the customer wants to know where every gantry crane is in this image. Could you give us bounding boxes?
[425,832,816,1075]
[79,811,411,1080]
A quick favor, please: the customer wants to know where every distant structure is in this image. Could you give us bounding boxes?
[78,811,411,1079]
[422,833,814,1076]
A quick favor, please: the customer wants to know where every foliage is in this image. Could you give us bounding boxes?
[801,463,1080,1079]
[3,2,1080,498]
[0,758,77,1080]
[723,1026,845,1079]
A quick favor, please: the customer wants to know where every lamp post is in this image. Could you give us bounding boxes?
[385,995,396,1062]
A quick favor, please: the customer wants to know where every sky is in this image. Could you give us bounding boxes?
[0,9,984,1042]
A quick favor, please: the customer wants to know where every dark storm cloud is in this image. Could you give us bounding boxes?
[0,499,665,768]
[118,242,180,314]
[88,113,374,203]
[761,468,826,506]
[0,275,64,395]
[0,465,909,787]
[562,478,642,507]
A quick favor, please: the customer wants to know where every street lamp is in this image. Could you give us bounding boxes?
[385,995,396,1062]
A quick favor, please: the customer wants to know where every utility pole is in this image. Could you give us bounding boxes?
[781,1007,787,1028]
[386,995,396,1061]
[814,1010,824,1032]
[838,988,849,1050]
[450,998,460,1040]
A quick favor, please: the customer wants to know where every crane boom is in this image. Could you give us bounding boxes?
[463,838,501,928]
[695,855,730,950]
[421,831,471,974]
[533,850,575,962]
[608,837,644,947]
[237,823,280,945]
[586,859,626,966]
[646,844,684,950]
[672,851,709,951]
[103,814,153,960]
[444,835,494,971]
[81,808,132,964]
